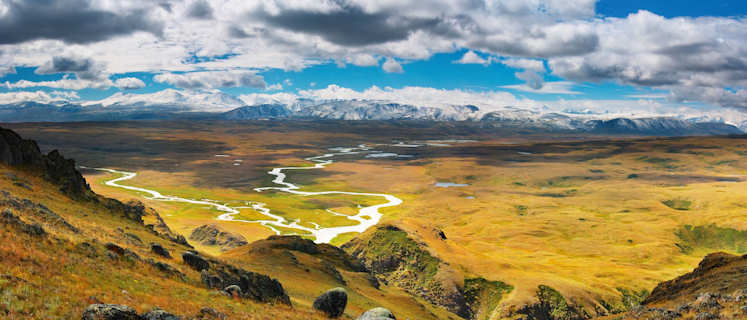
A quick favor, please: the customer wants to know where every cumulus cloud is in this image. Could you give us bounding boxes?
[454,51,491,66]
[35,56,107,80]
[186,0,214,19]
[3,78,112,90]
[501,81,580,95]
[0,90,78,104]
[153,71,267,89]
[382,58,403,73]
[254,3,441,47]
[548,11,747,109]
[114,77,146,90]
[0,0,162,44]
[0,1,744,111]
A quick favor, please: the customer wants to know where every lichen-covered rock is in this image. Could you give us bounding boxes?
[313,287,348,318]
[141,308,181,320]
[194,307,226,320]
[189,224,248,252]
[182,251,209,271]
[357,307,396,320]
[81,304,142,320]
[223,285,242,297]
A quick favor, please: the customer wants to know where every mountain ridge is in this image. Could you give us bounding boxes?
[1,98,741,136]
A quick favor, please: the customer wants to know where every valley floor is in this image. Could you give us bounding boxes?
[5,121,747,319]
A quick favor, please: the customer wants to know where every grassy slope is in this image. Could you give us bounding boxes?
[8,122,746,318]
[0,165,326,319]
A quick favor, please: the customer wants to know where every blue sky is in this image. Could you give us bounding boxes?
[0,0,745,122]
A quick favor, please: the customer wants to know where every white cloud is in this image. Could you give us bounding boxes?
[3,78,112,90]
[0,90,77,104]
[114,77,146,90]
[0,1,743,110]
[153,71,266,89]
[348,54,379,67]
[266,83,283,91]
[382,58,403,73]
[454,51,491,66]
[501,81,580,94]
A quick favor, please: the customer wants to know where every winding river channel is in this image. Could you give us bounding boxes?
[85,145,402,244]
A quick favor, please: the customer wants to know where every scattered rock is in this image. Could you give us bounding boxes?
[141,308,181,320]
[13,181,32,190]
[223,285,242,297]
[0,192,78,233]
[313,287,348,318]
[194,307,226,320]
[75,241,99,258]
[182,251,209,271]
[1,208,45,236]
[124,232,144,247]
[201,270,223,289]
[81,304,142,320]
[146,259,184,279]
[695,311,719,320]
[437,229,447,240]
[105,242,126,255]
[694,293,722,311]
[151,243,171,258]
[189,224,248,252]
[357,307,396,320]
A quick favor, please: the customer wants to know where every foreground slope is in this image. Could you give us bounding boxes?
[0,127,321,319]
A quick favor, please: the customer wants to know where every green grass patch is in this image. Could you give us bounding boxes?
[675,224,747,254]
[662,198,692,210]
[464,277,513,320]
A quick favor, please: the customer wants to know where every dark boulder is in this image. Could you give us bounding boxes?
[357,307,396,320]
[81,304,143,320]
[313,287,348,318]
[151,243,171,258]
[141,308,181,320]
[182,251,209,271]
[201,270,223,289]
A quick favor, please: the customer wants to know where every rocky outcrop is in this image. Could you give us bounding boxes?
[516,285,587,320]
[0,126,92,199]
[613,252,747,320]
[182,251,210,271]
[357,307,396,320]
[313,287,348,318]
[82,304,182,320]
[644,252,747,306]
[81,304,142,320]
[247,235,366,272]
[187,251,291,305]
[343,225,472,318]
[1,208,45,236]
[189,224,248,252]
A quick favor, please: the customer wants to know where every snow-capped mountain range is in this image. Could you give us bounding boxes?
[0,89,743,136]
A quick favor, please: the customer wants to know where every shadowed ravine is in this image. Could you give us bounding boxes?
[82,145,402,243]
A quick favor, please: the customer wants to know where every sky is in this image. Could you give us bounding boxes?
[0,0,746,124]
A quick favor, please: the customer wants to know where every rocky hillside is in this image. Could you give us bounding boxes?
[0,127,93,199]
[609,252,746,320]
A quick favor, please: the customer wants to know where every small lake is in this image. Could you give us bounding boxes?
[435,182,470,187]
